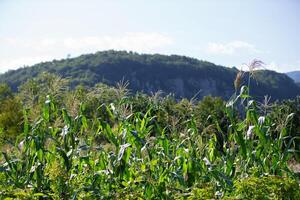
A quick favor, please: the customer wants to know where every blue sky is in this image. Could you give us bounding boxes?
[0,0,299,73]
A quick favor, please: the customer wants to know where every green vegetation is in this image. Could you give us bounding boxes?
[1,51,299,100]
[0,71,299,199]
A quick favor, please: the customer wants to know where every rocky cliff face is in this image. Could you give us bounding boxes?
[120,75,233,99]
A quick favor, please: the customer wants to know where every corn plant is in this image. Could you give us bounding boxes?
[0,79,299,199]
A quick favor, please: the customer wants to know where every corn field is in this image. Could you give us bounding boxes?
[0,80,300,199]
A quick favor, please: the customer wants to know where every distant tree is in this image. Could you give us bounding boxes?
[0,85,23,145]
[0,83,13,101]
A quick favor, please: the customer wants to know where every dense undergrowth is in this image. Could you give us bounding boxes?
[0,70,299,199]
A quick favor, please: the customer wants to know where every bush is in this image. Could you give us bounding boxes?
[230,176,300,200]
[188,184,215,200]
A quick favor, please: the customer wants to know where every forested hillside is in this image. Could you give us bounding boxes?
[0,50,299,100]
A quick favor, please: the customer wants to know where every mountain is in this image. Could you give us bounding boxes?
[0,50,299,100]
[286,71,300,83]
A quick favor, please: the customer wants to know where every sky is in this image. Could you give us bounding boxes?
[0,0,299,73]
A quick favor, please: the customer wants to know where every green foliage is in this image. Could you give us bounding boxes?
[0,71,300,199]
[269,97,300,160]
[0,84,13,101]
[188,184,215,200]
[231,176,300,200]
[1,50,299,100]
[0,84,23,145]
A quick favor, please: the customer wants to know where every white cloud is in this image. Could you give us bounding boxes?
[0,55,55,73]
[0,32,173,73]
[266,61,300,73]
[62,32,173,52]
[206,40,261,55]
[2,32,173,53]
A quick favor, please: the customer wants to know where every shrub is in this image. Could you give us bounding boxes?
[230,176,300,200]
